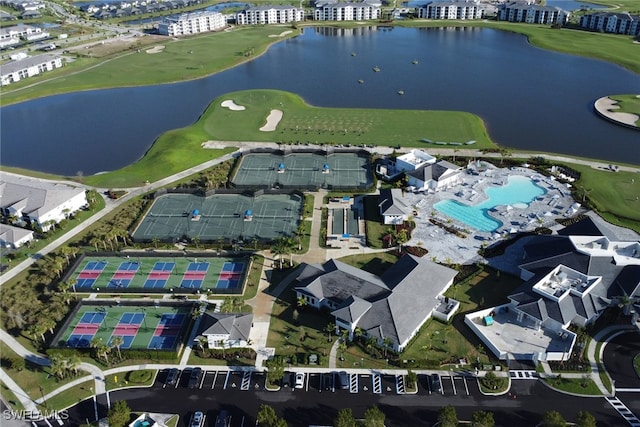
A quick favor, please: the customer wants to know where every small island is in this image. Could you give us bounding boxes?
[594,95,640,130]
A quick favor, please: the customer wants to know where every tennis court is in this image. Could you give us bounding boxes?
[67,255,249,293]
[56,304,191,351]
[231,151,372,189]
[131,192,302,242]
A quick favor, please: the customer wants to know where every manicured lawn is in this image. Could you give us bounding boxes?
[266,276,334,367]
[609,94,640,126]
[1,26,301,106]
[43,380,93,411]
[105,369,156,391]
[201,90,495,149]
[570,164,640,233]
[544,376,602,396]
[363,195,392,249]
[336,251,399,276]
[0,342,80,398]
[0,380,25,411]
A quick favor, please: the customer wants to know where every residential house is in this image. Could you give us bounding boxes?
[236,5,305,25]
[0,223,34,249]
[0,173,87,231]
[418,1,486,20]
[579,12,640,36]
[498,1,569,25]
[378,188,409,225]
[293,255,458,351]
[0,53,62,86]
[158,11,226,36]
[0,23,46,48]
[195,312,253,349]
[314,0,381,21]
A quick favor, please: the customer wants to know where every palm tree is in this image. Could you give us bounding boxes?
[89,235,101,252]
[382,336,393,357]
[325,322,335,342]
[354,327,364,343]
[297,296,307,309]
[295,223,305,251]
[49,353,68,379]
[111,335,124,360]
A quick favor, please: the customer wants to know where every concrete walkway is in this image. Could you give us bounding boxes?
[328,339,340,369]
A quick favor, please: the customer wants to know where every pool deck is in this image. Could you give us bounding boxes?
[401,163,577,264]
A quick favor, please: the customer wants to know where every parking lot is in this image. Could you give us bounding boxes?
[155,369,483,397]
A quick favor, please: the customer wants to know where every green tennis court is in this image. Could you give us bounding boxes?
[131,192,302,242]
[55,303,191,351]
[231,151,372,189]
[68,255,248,292]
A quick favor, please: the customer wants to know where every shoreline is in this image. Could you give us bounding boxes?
[593,96,640,130]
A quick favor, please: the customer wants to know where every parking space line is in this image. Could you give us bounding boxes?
[241,371,252,391]
[212,371,218,389]
[462,376,469,395]
[373,373,382,394]
[43,418,53,427]
[448,376,456,395]
[223,371,230,390]
[198,371,206,389]
[349,373,358,393]
[305,373,309,392]
[396,374,405,394]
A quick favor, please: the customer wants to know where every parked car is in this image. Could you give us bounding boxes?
[190,411,204,427]
[215,410,230,427]
[188,367,203,389]
[337,371,348,390]
[165,368,180,387]
[430,373,442,393]
[295,372,305,389]
[282,372,293,388]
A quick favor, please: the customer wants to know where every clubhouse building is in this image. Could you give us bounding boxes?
[294,255,458,351]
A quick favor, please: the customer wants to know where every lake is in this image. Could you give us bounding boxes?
[1,26,639,176]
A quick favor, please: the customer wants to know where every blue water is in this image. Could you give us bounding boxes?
[434,175,546,232]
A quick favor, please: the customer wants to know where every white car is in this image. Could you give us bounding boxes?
[295,372,305,389]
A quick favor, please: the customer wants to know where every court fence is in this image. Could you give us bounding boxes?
[229,147,375,191]
[49,299,195,359]
[62,252,251,295]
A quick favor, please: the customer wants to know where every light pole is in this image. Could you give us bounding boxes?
[39,386,47,409]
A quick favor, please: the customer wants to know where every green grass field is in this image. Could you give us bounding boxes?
[609,94,640,126]
[69,255,248,292]
[56,303,191,351]
[570,164,640,232]
[202,89,495,147]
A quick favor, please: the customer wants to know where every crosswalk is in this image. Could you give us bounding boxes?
[509,370,538,380]
[606,396,640,427]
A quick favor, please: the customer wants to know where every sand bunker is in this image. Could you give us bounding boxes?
[146,45,165,54]
[259,110,283,132]
[268,30,293,38]
[596,97,639,126]
[221,100,246,111]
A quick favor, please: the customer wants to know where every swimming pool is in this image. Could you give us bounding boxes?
[434,175,546,232]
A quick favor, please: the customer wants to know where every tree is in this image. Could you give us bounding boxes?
[576,411,596,427]
[297,296,307,309]
[334,408,356,427]
[325,322,335,342]
[363,405,385,427]
[542,411,566,427]
[382,336,393,357]
[265,358,285,388]
[111,335,124,360]
[49,353,68,380]
[107,400,131,427]
[405,369,417,389]
[472,410,495,427]
[256,404,288,427]
[438,406,458,427]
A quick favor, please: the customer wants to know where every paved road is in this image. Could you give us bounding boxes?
[603,331,640,390]
[55,370,625,427]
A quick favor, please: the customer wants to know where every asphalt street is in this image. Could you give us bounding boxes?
[52,370,625,427]
[603,331,640,390]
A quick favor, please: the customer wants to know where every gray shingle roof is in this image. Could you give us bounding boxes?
[295,254,457,348]
[378,188,408,217]
[197,312,253,342]
[0,53,60,76]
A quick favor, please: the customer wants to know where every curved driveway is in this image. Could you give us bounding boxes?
[603,331,640,390]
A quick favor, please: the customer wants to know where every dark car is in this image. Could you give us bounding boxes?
[430,373,442,393]
[282,372,293,388]
[188,367,203,389]
[165,368,180,387]
[215,410,230,427]
[337,371,349,390]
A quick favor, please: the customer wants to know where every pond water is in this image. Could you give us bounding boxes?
[1,26,639,176]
